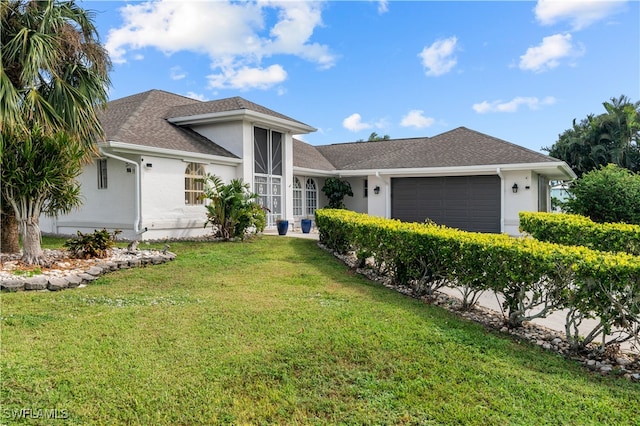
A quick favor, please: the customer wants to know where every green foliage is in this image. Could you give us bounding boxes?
[2,237,638,424]
[0,0,111,261]
[1,127,87,217]
[0,0,111,141]
[201,174,266,240]
[321,177,353,209]
[564,164,640,225]
[64,228,120,259]
[356,132,391,142]
[544,95,640,176]
[520,211,640,255]
[316,208,640,350]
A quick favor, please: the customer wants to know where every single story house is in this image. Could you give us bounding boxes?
[39,89,576,240]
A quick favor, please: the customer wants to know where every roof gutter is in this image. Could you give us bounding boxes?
[99,141,242,166]
[98,147,145,236]
[335,162,575,179]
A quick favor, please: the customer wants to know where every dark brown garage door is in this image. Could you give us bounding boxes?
[391,176,501,233]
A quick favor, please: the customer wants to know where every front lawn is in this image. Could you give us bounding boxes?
[1,237,638,425]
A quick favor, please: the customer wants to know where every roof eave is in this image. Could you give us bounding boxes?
[99,141,242,166]
[293,166,338,177]
[334,162,576,180]
[167,109,317,135]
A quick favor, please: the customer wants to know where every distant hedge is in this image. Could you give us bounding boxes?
[316,209,640,353]
[519,212,640,255]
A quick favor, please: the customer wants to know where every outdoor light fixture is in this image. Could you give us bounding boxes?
[374,186,381,195]
[512,183,518,193]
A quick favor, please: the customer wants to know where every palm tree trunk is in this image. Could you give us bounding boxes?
[20,217,46,265]
[1,210,20,253]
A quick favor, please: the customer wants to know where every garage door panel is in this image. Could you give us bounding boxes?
[391,176,500,233]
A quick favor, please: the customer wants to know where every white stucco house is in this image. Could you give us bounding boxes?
[39,89,576,240]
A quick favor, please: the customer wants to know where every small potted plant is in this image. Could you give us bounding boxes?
[276,219,289,235]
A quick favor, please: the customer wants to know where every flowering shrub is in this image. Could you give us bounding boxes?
[316,209,640,353]
[519,212,640,255]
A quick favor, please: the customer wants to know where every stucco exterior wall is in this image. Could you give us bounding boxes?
[366,174,389,218]
[342,177,368,214]
[139,155,237,240]
[501,170,540,235]
[41,154,238,241]
[40,155,138,238]
[191,121,245,158]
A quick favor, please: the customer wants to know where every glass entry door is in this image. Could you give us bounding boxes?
[254,127,283,226]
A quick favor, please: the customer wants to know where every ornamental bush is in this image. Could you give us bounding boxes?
[564,164,640,225]
[201,174,266,240]
[316,208,640,352]
[519,211,640,255]
[65,228,121,259]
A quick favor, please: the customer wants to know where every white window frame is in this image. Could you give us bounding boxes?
[293,177,303,217]
[305,178,318,217]
[97,158,108,189]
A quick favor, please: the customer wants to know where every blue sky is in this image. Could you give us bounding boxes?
[88,0,639,153]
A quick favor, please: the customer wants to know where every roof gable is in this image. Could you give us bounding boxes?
[100,90,238,158]
[165,96,315,135]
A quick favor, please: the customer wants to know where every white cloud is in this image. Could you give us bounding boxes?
[534,0,626,30]
[400,110,435,128]
[519,33,583,72]
[170,66,186,80]
[418,36,458,77]
[185,92,208,102]
[105,0,335,89]
[343,113,372,132]
[376,0,389,14]
[472,96,557,113]
[208,64,288,91]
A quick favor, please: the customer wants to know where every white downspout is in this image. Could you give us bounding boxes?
[99,148,145,235]
[497,167,505,233]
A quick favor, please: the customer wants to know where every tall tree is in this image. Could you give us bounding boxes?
[0,0,110,263]
[544,95,640,176]
[2,128,86,264]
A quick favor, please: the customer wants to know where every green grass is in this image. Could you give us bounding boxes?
[1,237,638,425]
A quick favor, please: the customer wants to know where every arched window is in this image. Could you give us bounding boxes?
[185,163,205,205]
[293,177,303,216]
[305,178,318,216]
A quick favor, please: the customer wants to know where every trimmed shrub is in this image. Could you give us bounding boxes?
[520,212,640,255]
[316,208,640,352]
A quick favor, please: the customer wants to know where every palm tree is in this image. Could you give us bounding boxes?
[544,95,640,176]
[0,0,110,263]
[2,128,86,264]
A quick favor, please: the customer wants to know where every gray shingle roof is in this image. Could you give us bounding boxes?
[293,138,335,170]
[313,127,560,170]
[166,96,312,129]
[100,90,238,158]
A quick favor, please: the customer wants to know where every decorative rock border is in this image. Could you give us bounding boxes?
[320,242,640,382]
[0,248,176,292]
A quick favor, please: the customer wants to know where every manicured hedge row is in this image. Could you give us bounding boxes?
[316,209,640,352]
[519,212,640,255]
